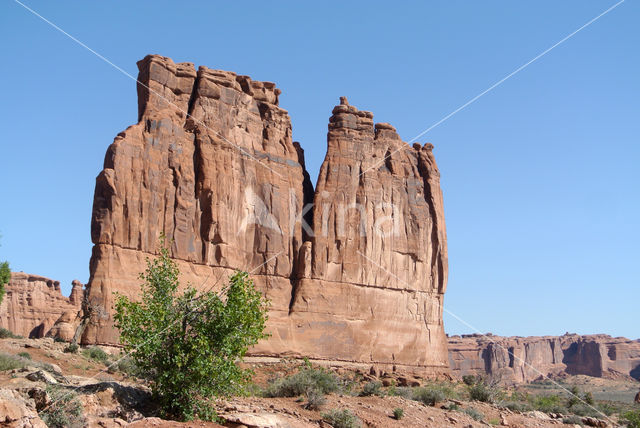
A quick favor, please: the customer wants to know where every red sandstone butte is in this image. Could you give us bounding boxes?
[80,55,449,376]
[0,272,82,340]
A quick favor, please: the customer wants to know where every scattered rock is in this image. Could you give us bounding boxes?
[26,370,58,384]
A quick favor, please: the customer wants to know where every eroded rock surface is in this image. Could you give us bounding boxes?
[80,55,449,376]
[0,272,82,340]
[448,333,640,383]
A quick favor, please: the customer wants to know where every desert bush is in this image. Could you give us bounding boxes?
[63,344,79,354]
[18,351,31,360]
[444,402,460,411]
[0,327,21,339]
[462,407,484,421]
[0,352,26,371]
[39,385,84,428]
[562,415,583,425]
[107,355,141,378]
[394,386,414,399]
[468,379,499,403]
[500,401,532,413]
[114,239,269,421]
[567,386,581,407]
[412,386,445,406]
[582,391,594,405]
[81,346,109,363]
[392,407,404,420]
[322,409,361,428]
[305,388,326,410]
[360,380,383,396]
[621,410,640,428]
[462,374,479,386]
[265,367,340,397]
[531,394,567,414]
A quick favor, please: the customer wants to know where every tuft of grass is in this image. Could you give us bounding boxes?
[18,351,31,360]
[360,381,383,397]
[39,385,84,428]
[392,407,404,420]
[81,346,109,363]
[322,409,361,428]
[264,367,340,397]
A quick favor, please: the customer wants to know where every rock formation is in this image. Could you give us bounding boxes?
[448,334,640,383]
[0,272,82,340]
[80,54,449,376]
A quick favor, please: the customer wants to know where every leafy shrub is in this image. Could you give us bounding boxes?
[412,386,445,406]
[39,385,84,428]
[444,402,460,411]
[360,381,383,396]
[0,352,26,371]
[18,351,31,360]
[0,261,10,306]
[114,239,269,421]
[531,394,567,414]
[462,407,484,421]
[0,327,21,339]
[462,374,478,386]
[305,388,326,410]
[562,415,584,425]
[392,407,404,420]
[81,346,109,363]
[322,409,361,428]
[567,386,581,407]
[621,410,640,428]
[394,387,413,399]
[582,391,594,405]
[468,381,497,403]
[63,344,79,354]
[501,401,532,413]
[265,367,340,397]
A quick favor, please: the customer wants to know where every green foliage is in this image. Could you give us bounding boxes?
[462,407,484,421]
[562,415,583,425]
[393,387,414,399]
[81,346,109,363]
[0,352,26,371]
[113,240,269,421]
[63,344,79,354]
[265,367,340,397]
[567,386,581,407]
[392,407,404,420]
[18,351,31,360]
[0,327,20,339]
[0,261,10,306]
[322,409,361,428]
[107,355,141,378]
[500,401,532,413]
[582,391,594,405]
[360,380,383,396]
[569,403,599,417]
[39,385,84,428]
[462,374,479,386]
[621,410,640,428]
[305,388,326,410]
[531,394,567,414]
[412,386,445,406]
[468,380,498,403]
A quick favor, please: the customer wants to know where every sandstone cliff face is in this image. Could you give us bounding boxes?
[82,55,449,375]
[448,334,640,383]
[0,272,82,340]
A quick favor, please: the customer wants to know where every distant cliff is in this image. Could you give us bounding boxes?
[448,334,640,383]
[0,272,83,340]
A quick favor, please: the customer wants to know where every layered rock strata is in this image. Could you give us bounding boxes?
[0,272,82,340]
[82,55,449,376]
[448,334,640,383]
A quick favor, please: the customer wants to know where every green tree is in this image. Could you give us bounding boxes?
[113,239,269,421]
[0,261,10,305]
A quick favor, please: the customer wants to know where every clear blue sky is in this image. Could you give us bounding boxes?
[1,1,638,339]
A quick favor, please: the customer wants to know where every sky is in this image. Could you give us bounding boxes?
[0,1,638,339]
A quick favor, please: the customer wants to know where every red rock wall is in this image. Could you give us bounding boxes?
[81,55,449,376]
[448,334,640,383]
[0,272,82,340]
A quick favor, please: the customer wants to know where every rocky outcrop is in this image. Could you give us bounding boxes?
[0,272,83,340]
[81,54,449,376]
[448,334,640,383]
